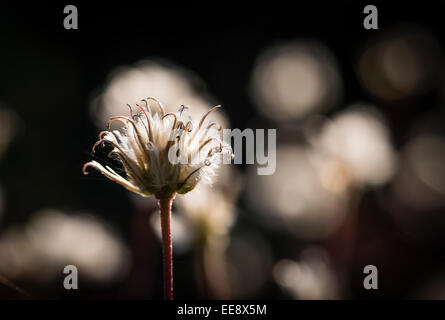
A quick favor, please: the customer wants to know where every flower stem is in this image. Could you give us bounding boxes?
[159,194,175,300]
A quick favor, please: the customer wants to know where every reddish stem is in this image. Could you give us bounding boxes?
[159,194,175,300]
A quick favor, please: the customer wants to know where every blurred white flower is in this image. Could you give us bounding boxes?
[176,165,242,239]
[246,145,348,240]
[250,41,342,121]
[0,209,129,283]
[273,247,340,300]
[316,104,397,187]
[173,166,241,299]
[177,185,235,238]
[358,26,441,101]
[91,60,223,127]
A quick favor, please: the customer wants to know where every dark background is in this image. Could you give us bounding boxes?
[0,1,445,299]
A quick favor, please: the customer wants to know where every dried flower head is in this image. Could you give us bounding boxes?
[83,98,233,198]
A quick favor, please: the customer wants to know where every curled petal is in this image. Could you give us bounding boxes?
[162,112,177,129]
[83,160,143,195]
[189,105,222,143]
[146,97,165,116]
[140,99,152,114]
[134,105,153,141]
[197,121,217,143]
[109,116,150,169]
[198,105,221,130]
[127,104,134,118]
[185,121,193,132]
[92,140,104,153]
[91,131,116,152]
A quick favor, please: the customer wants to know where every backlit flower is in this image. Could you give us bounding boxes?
[83,98,233,198]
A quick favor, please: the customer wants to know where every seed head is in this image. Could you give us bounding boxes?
[83,98,233,198]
